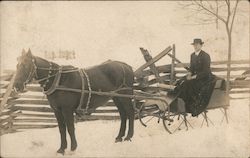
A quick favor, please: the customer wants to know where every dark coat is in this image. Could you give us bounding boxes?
[190,50,212,81]
[174,50,215,116]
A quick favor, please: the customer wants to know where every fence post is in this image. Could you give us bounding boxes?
[134,46,172,77]
[140,48,163,83]
[8,112,14,133]
[170,44,176,85]
[0,73,16,113]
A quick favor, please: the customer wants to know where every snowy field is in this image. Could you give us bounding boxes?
[1,57,249,158]
[1,55,249,158]
[0,2,249,157]
[1,99,249,158]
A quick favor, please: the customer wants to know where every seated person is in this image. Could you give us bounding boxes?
[176,38,215,116]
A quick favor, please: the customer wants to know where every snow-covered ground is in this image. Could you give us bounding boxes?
[1,58,248,157]
[0,99,249,157]
[1,1,249,157]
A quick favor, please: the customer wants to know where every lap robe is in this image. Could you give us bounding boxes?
[173,74,220,116]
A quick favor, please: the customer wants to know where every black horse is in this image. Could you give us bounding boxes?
[13,49,135,154]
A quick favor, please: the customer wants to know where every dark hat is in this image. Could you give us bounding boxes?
[191,38,204,45]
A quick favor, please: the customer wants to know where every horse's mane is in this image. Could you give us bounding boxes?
[34,56,59,67]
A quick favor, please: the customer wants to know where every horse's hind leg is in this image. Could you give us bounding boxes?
[123,98,134,141]
[114,96,134,142]
[54,110,67,154]
[62,107,77,151]
[113,97,127,142]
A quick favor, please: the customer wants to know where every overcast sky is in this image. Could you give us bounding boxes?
[1,1,249,70]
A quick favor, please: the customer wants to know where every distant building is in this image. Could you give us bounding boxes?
[44,50,76,60]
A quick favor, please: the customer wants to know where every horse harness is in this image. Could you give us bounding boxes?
[30,58,128,114]
[45,67,92,114]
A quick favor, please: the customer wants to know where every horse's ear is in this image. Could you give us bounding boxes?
[27,48,32,57]
[21,49,26,56]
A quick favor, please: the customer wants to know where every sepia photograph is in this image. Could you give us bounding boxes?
[0,0,249,157]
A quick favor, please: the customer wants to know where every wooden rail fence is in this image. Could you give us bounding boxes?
[1,45,249,135]
[0,70,121,135]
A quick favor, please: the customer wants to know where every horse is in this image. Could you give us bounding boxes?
[13,49,135,155]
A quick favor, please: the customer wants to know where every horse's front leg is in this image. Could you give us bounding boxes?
[62,107,77,151]
[54,110,67,155]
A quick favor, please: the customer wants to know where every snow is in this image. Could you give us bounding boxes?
[0,99,249,157]
[1,2,249,157]
[1,59,249,157]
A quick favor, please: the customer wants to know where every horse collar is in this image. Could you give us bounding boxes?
[43,67,62,95]
[41,62,53,88]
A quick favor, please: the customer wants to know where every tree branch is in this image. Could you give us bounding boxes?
[205,0,216,13]
[178,1,196,9]
[193,0,227,24]
[182,22,216,26]
[229,0,240,33]
[225,0,231,25]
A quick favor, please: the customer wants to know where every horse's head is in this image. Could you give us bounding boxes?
[13,49,36,93]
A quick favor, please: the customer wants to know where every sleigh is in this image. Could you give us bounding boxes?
[133,45,249,133]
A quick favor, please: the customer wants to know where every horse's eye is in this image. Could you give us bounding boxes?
[18,63,24,68]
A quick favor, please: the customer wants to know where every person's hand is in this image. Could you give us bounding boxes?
[186,73,197,80]
[186,72,192,80]
[191,75,197,80]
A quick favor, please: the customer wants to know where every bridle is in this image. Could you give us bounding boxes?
[23,59,37,85]
[21,55,60,89]
[25,55,78,88]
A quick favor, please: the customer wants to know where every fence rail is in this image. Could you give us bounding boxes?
[1,46,249,135]
[0,71,121,135]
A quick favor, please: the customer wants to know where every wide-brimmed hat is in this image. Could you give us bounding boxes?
[191,38,204,45]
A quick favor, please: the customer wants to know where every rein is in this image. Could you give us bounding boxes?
[30,56,78,85]
[24,56,130,115]
[29,56,91,114]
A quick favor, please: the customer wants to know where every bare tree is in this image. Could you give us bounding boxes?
[179,0,241,106]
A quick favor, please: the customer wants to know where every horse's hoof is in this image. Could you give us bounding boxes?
[57,148,65,155]
[115,137,123,143]
[124,137,132,142]
[71,144,77,151]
